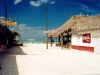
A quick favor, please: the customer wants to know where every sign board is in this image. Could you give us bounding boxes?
[1,20,17,26]
[82,33,91,43]
[1,20,7,25]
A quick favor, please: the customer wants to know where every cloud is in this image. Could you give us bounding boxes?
[50,1,55,4]
[80,4,88,9]
[30,0,48,7]
[14,0,22,5]
[93,13,100,16]
[78,4,94,12]
[34,26,44,29]
[41,0,48,2]
[14,24,45,40]
[17,24,26,30]
[30,1,41,7]
[0,16,5,19]
[0,16,5,23]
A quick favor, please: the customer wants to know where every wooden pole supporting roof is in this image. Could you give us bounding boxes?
[61,33,63,49]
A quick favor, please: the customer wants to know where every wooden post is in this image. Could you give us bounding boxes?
[5,4,7,19]
[61,33,63,49]
[50,36,52,47]
[58,35,60,42]
[46,6,48,49]
[5,4,9,28]
[56,37,57,44]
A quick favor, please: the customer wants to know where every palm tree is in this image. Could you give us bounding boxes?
[0,24,8,51]
[0,23,21,51]
[4,26,21,47]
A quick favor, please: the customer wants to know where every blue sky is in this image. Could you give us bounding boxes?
[0,0,100,40]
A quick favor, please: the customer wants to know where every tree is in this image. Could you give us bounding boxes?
[0,23,21,51]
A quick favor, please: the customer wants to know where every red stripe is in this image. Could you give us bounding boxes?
[72,45,94,52]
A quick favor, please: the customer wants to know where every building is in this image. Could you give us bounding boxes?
[48,15,100,54]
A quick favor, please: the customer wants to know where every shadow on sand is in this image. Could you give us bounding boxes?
[0,46,27,75]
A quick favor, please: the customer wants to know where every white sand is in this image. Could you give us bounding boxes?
[0,43,100,75]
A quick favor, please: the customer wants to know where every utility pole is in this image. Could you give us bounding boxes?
[46,6,48,49]
[5,4,7,19]
[5,3,9,28]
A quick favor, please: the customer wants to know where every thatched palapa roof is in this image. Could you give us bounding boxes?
[48,15,100,37]
[47,29,59,38]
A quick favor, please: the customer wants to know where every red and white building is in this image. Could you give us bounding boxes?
[48,15,100,54]
[72,30,100,54]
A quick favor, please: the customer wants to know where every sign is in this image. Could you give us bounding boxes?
[1,20,7,25]
[1,20,17,26]
[82,33,91,43]
[9,22,17,26]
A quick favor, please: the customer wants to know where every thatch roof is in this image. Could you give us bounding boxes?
[48,15,100,37]
[48,29,59,37]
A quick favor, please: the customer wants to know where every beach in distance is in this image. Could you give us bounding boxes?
[20,39,46,44]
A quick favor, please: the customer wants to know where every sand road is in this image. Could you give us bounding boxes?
[0,43,100,75]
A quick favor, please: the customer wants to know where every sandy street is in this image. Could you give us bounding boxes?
[0,43,100,75]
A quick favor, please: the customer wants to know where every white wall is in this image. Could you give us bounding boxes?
[91,30,100,54]
[72,32,94,47]
[71,30,100,54]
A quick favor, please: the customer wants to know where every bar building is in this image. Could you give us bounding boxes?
[48,15,100,54]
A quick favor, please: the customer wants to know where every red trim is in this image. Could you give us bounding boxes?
[72,45,94,52]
